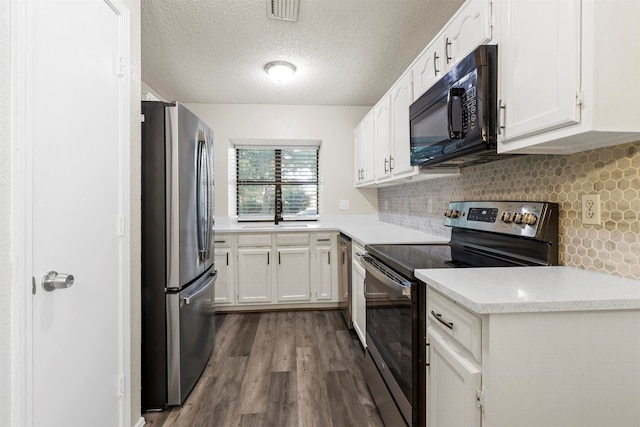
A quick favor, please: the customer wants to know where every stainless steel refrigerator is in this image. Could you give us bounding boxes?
[141,101,216,410]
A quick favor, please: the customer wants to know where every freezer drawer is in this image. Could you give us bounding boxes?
[166,268,217,406]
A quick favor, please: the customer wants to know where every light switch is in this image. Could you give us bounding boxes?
[339,200,349,210]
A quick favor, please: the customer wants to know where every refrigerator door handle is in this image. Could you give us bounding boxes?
[204,132,214,259]
[183,270,218,305]
[196,131,212,261]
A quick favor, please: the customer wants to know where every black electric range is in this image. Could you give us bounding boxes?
[361,201,559,427]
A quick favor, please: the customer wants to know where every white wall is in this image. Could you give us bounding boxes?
[1,0,12,423]
[183,103,378,218]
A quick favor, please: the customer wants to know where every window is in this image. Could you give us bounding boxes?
[236,147,319,221]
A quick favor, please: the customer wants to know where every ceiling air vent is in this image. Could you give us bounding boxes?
[267,0,300,22]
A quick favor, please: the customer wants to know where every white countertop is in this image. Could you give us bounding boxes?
[415,266,640,314]
[216,215,450,246]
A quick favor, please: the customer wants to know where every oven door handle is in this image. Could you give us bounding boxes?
[361,254,412,298]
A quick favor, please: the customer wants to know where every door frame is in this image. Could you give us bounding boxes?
[10,0,132,425]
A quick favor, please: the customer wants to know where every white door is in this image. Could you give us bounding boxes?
[27,1,130,426]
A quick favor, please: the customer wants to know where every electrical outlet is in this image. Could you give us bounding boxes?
[339,200,349,210]
[581,194,601,225]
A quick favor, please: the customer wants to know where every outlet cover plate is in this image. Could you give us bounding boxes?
[581,194,601,225]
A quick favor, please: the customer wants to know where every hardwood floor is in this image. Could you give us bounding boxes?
[143,310,384,427]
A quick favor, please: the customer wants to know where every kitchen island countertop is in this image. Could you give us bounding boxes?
[415,266,640,314]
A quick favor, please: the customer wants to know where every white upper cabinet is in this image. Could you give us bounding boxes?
[412,38,446,101]
[354,111,376,187]
[413,0,493,100]
[497,0,640,153]
[373,95,392,181]
[388,71,416,178]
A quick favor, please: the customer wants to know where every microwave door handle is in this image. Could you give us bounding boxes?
[448,88,464,139]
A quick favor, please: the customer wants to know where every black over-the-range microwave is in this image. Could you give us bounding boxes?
[410,44,507,169]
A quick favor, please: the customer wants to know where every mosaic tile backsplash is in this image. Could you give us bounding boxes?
[378,140,640,280]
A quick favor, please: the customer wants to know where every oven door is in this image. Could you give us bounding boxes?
[362,254,415,426]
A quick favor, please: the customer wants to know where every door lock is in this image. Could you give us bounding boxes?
[42,271,75,292]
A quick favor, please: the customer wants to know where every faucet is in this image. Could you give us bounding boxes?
[274,189,283,225]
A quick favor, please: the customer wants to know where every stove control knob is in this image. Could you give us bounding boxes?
[444,209,451,217]
[523,213,538,225]
[450,209,460,219]
[500,211,512,223]
[512,212,524,224]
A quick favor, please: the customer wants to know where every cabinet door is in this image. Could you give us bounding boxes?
[316,246,333,300]
[277,247,311,302]
[214,248,235,305]
[498,0,581,143]
[427,327,481,427]
[357,112,376,186]
[389,71,416,178]
[374,96,392,181]
[354,126,363,186]
[352,258,366,348]
[237,247,272,303]
[444,0,492,68]
[412,38,444,100]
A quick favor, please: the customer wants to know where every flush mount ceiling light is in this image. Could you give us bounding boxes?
[264,61,296,84]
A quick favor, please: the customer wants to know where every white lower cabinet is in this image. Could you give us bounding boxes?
[351,242,367,347]
[214,248,234,305]
[214,234,235,305]
[223,231,338,308]
[427,327,481,427]
[313,234,336,301]
[237,246,273,303]
[426,287,640,427]
[276,247,311,302]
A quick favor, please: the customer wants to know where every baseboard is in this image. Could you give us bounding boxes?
[133,416,146,427]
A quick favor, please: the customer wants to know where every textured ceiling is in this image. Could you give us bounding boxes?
[141,0,464,106]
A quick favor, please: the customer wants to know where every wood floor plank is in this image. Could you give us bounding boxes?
[313,311,348,372]
[296,346,334,427]
[238,371,298,427]
[294,310,316,348]
[270,311,297,373]
[226,312,261,357]
[325,370,374,427]
[234,312,278,414]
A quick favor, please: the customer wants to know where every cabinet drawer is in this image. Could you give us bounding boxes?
[428,289,482,362]
[276,233,310,246]
[214,235,232,247]
[237,234,272,247]
[313,233,333,244]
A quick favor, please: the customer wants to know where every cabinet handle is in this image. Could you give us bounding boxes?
[317,238,330,242]
[445,37,452,64]
[498,99,506,134]
[342,252,345,264]
[226,252,229,266]
[267,252,270,265]
[389,156,394,172]
[328,252,331,265]
[278,252,281,265]
[430,310,454,330]
[384,158,389,174]
[433,51,440,75]
[215,240,226,244]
